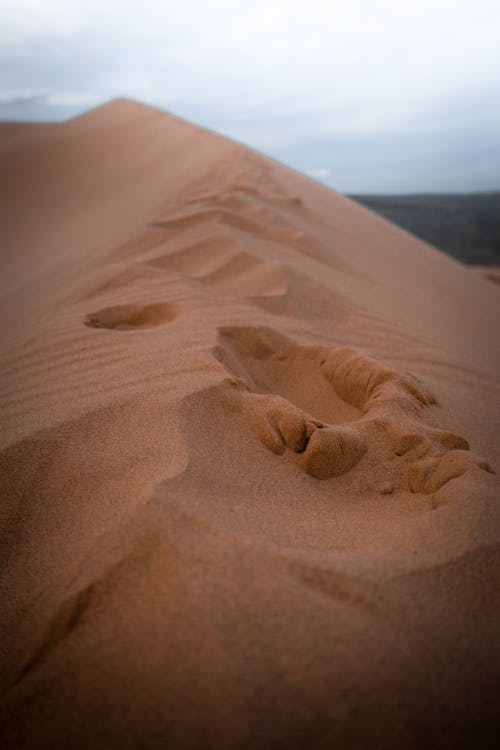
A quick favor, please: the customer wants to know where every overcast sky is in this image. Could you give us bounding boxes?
[1,0,500,193]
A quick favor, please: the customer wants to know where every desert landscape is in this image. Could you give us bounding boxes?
[0,99,499,748]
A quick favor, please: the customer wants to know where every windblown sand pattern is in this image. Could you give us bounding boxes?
[0,100,499,749]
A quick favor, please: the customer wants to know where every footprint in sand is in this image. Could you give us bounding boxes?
[84,302,176,330]
[215,326,494,493]
[147,236,286,299]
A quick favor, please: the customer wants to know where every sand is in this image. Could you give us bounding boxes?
[473,265,500,286]
[0,99,499,749]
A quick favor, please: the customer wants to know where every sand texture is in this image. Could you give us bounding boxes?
[1,100,499,749]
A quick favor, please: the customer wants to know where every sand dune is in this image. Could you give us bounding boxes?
[0,99,499,749]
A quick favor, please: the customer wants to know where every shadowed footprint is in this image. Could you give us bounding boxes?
[215,326,494,492]
[84,302,176,330]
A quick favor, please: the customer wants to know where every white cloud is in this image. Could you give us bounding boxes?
[307,168,330,180]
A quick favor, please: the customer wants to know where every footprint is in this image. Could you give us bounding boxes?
[216,327,361,426]
[84,302,176,330]
[215,327,493,491]
[148,237,286,299]
[153,206,303,244]
[220,380,366,480]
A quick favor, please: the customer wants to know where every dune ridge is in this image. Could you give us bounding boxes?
[0,99,499,749]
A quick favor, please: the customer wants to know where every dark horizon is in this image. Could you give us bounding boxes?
[351,191,500,267]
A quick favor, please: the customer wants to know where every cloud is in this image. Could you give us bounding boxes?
[307,168,330,180]
[1,0,499,191]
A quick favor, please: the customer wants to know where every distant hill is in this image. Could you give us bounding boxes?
[350,192,500,266]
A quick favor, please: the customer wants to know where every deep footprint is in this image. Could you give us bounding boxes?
[216,326,493,491]
[216,326,361,425]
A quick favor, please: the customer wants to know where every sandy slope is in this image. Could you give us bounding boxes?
[0,99,499,749]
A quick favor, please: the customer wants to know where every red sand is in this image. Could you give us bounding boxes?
[0,99,499,749]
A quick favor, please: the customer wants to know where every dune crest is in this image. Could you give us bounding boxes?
[0,100,499,749]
